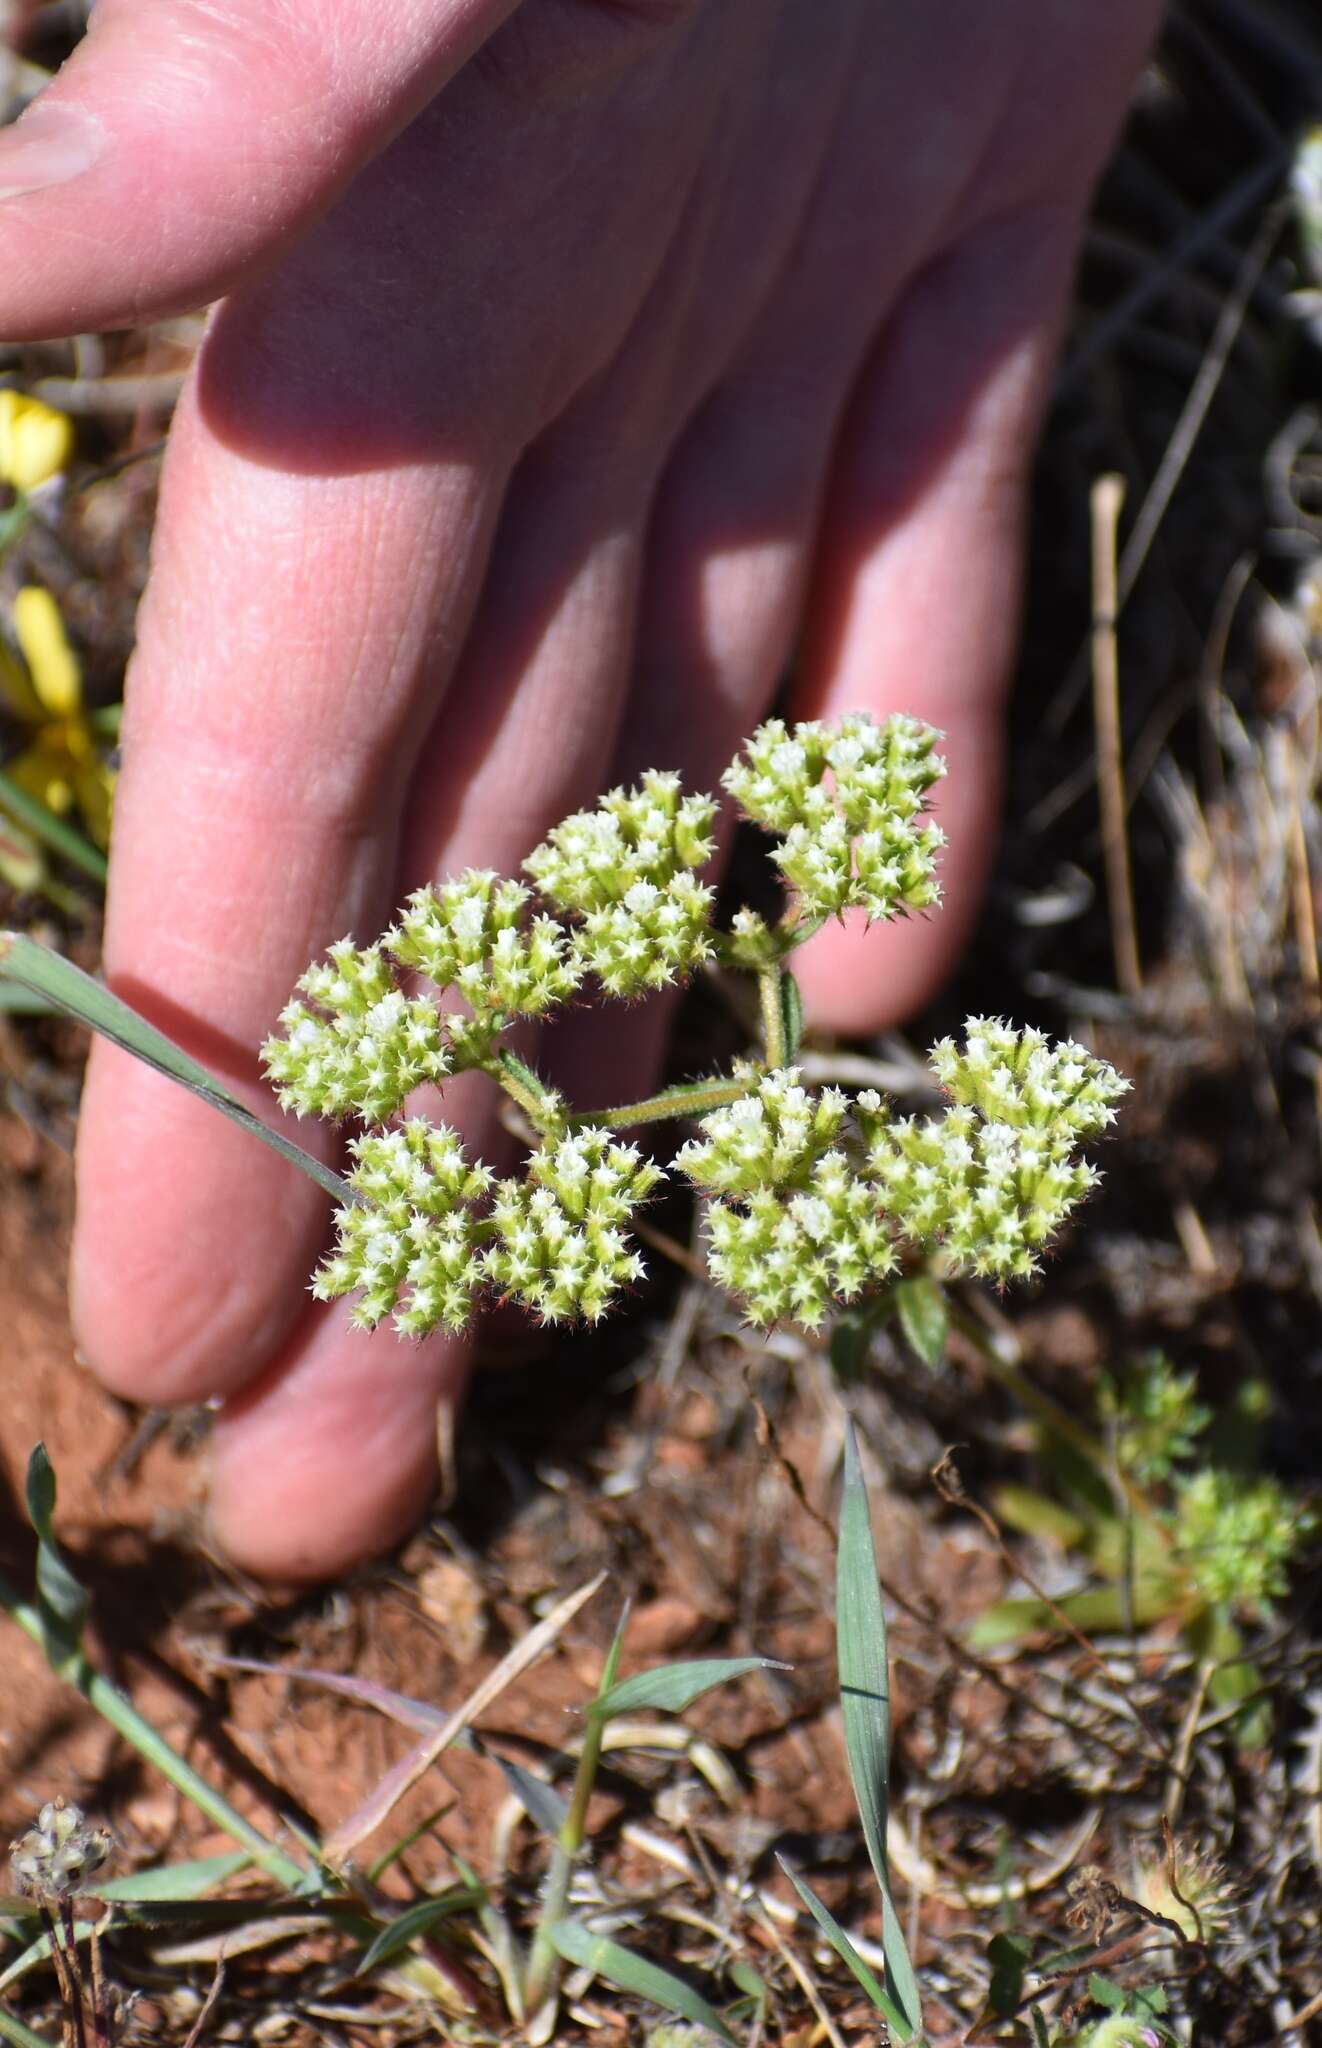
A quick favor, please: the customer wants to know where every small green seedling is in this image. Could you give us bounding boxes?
[973,1352,1315,1738]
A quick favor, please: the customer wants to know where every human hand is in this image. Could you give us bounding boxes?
[0,0,1161,1577]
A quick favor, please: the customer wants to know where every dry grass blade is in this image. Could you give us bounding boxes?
[324,1571,606,1864]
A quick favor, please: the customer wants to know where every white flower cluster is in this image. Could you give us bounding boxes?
[262,941,450,1123]
[387,870,581,1027]
[484,1129,662,1323]
[930,1015,1128,1139]
[313,1121,493,1334]
[676,1069,896,1327]
[674,1066,849,1196]
[722,712,946,922]
[858,1023,1127,1282]
[525,771,717,996]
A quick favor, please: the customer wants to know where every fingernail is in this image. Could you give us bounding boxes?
[0,103,103,199]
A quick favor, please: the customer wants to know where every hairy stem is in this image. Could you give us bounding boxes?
[569,1074,755,1132]
[758,966,787,1068]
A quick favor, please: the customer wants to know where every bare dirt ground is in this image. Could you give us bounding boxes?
[2,4,1322,2044]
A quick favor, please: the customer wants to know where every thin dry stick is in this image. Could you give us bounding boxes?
[1115,200,1286,612]
[38,1901,78,2048]
[180,1956,227,2048]
[1091,473,1142,996]
[87,1923,111,2048]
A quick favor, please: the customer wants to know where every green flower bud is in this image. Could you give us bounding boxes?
[482,1128,661,1323]
[314,1120,492,1335]
[722,712,946,922]
[262,940,450,1123]
[387,870,581,1024]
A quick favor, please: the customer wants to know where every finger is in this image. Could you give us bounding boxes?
[0,0,525,336]
[204,399,677,1576]
[790,210,1083,1034]
[71,362,509,1406]
[208,1320,470,1582]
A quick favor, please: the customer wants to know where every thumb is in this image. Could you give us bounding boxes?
[0,0,520,336]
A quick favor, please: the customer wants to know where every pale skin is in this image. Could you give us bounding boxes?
[0,0,1162,1579]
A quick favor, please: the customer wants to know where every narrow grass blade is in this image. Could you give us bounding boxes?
[0,2005,53,2047]
[837,1422,921,2040]
[775,1856,908,2034]
[355,1886,485,1976]
[491,1757,569,1839]
[97,1851,253,1902]
[548,1919,736,2046]
[367,1803,453,1885]
[592,1657,786,1723]
[326,1572,606,1863]
[25,1443,88,1660]
[0,1523,306,1893]
[0,769,107,885]
[0,932,350,1203]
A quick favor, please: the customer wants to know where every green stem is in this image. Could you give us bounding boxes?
[523,1615,628,2016]
[523,1709,610,2014]
[758,967,787,1068]
[0,1575,309,1892]
[569,1074,754,1132]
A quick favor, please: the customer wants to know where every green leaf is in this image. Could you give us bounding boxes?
[778,969,805,1063]
[24,1443,88,1658]
[987,1931,1033,2014]
[492,1757,569,1838]
[990,1484,1089,1553]
[1030,2007,1051,2047]
[97,1851,253,1902]
[0,933,350,1204]
[969,1578,1180,1649]
[356,1887,484,1976]
[547,1919,736,2046]
[893,1274,948,1369]
[591,1657,786,1723]
[837,1423,922,2040]
[776,1857,909,2035]
[829,1302,881,1384]
[1088,1974,1127,2012]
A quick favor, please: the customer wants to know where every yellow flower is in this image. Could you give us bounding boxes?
[0,586,114,847]
[0,391,74,493]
